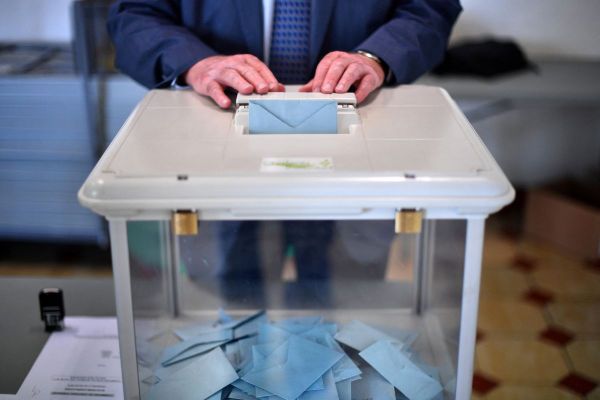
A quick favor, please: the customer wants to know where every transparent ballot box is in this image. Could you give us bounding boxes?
[79,87,514,400]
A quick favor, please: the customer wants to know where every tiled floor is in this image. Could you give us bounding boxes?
[0,215,598,399]
[473,229,600,400]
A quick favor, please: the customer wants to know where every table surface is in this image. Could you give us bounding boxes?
[0,276,115,394]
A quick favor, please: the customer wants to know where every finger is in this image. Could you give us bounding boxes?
[299,79,314,92]
[206,80,231,108]
[321,57,353,93]
[216,68,254,94]
[334,63,367,93]
[236,64,269,94]
[243,55,281,90]
[311,52,343,92]
[354,74,379,103]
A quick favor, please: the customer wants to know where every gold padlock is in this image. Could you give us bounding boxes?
[172,210,198,236]
[395,209,423,234]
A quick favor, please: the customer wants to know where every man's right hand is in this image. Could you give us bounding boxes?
[184,54,284,108]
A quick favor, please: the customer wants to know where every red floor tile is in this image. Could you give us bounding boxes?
[476,328,485,343]
[472,372,499,396]
[558,372,597,396]
[511,254,539,273]
[523,287,555,307]
[539,326,574,347]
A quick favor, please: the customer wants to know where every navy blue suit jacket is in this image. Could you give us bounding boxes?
[107,0,461,88]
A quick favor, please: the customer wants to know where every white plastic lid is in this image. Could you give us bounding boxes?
[78,86,514,220]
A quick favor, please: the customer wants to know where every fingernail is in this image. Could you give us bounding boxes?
[220,99,229,107]
[312,87,320,92]
[322,83,332,91]
[336,84,344,91]
[269,83,277,90]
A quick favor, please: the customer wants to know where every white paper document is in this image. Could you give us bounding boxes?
[17,317,123,400]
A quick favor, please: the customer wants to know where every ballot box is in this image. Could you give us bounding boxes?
[79,86,514,400]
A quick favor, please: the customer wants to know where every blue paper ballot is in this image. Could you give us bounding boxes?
[359,340,443,400]
[320,334,361,383]
[174,310,263,341]
[335,378,352,400]
[206,390,222,400]
[299,370,339,400]
[257,322,292,344]
[413,362,440,382]
[351,367,395,400]
[234,312,268,339]
[232,379,256,397]
[162,338,230,366]
[217,310,265,329]
[253,376,324,397]
[147,348,238,400]
[154,353,199,381]
[226,336,256,370]
[229,387,257,400]
[253,341,288,366]
[249,100,337,134]
[335,320,415,352]
[242,335,343,400]
[174,322,230,341]
[160,332,232,365]
[273,316,323,334]
[300,329,361,384]
[301,323,338,341]
[254,377,326,398]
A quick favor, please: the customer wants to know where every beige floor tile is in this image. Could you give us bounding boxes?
[532,265,600,300]
[548,302,600,335]
[519,239,585,269]
[485,385,580,400]
[588,386,600,400]
[479,268,530,299]
[567,339,600,381]
[483,231,519,268]
[476,339,569,384]
[478,299,547,334]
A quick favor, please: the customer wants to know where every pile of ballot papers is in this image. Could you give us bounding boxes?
[143,310,445,400]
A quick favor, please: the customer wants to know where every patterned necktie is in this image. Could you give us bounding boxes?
[269,0,311,84]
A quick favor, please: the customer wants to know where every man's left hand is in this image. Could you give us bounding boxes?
[299,51,385,103]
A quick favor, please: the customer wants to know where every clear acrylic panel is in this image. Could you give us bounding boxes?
[127,218,466,399]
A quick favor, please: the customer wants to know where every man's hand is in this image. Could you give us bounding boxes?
[299,51,385,103]
[184,54,284,108]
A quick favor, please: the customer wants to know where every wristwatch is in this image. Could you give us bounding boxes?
[355,50,392,83]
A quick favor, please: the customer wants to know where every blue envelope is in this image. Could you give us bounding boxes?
[359,340,443,400]
[147,348,238,400]
[249,100,338,134]
[242,335,343,400]
[335,320,416,352]
[351,366,395,400]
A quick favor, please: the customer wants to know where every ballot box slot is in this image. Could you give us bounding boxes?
[235,93,360,135]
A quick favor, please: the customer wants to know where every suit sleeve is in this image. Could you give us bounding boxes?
[107,0,218,89]
[355,0,462,85]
